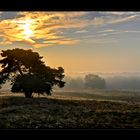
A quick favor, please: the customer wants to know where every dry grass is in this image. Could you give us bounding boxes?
[0,91,140,128]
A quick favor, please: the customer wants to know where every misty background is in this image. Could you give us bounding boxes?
[63,72,140,91]
[1,72,140,92]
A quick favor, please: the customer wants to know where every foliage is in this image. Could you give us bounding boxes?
[0,48,65,98]
[84,74,106,89]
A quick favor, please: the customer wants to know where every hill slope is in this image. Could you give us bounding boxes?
[0,92,140,128]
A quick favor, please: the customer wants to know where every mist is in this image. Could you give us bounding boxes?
[106,76,140,90]
[2,72,140,92]
[62,73,140,91]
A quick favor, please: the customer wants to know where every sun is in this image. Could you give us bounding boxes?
[23,26,32,38]
[22,19,33,39]
[17,19,34,41]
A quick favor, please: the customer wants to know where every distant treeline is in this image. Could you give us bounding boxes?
[64,74,105,90]
[2,74,140,91]
[63,74,140,90]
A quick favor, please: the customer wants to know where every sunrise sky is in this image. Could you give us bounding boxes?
[0,11,140,75]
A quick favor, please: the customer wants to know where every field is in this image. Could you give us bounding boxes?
[0,90,140,128]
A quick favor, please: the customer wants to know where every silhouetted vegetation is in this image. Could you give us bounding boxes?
[0,48,65,98]
[63,75,140,91]
[63,74,106,90]
[84,74,106,89]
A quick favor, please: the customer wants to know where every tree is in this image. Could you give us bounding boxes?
[84,74,105,89]
[64,77,84,90]
[0,48,65,98]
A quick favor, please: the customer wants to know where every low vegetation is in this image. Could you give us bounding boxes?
[0,91,140,129]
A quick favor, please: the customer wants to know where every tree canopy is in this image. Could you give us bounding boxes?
[84,74,106,89]
[0,48,65,98]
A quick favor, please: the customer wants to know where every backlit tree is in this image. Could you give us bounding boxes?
[0,48,65,98]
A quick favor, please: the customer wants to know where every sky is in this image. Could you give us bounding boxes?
[0,11,140,76]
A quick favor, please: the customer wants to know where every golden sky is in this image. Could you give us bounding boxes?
[1,12,140,74]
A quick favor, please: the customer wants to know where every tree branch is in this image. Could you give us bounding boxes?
[17,64,23,75]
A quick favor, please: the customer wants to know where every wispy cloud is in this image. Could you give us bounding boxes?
[0,12,139,48]
[0,12,2,17]
[97,29,116,33]
[101,12,137,16]
[107,15,137,24]
[96,29,140,37]
[123,30,140,33]
[75,30,89,33]
[95,12,139,25]
[0,12,88,48]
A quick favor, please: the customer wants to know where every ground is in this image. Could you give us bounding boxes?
[0,90,140,128]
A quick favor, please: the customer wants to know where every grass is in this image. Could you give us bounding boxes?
[0,91,140,128]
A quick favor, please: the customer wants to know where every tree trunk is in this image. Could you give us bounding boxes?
[24,92,32,98]
[17,64,24,76]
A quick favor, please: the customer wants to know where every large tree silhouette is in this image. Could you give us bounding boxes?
[0,48,65,98]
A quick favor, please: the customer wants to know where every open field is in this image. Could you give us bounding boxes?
[0,90,140,128]
[53,89,140,104]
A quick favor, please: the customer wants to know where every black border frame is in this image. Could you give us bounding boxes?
[0,0,140,11]
[0,0,140,139]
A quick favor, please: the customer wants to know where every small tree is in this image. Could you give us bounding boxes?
[0,48,65,98]
[84,74,105,89]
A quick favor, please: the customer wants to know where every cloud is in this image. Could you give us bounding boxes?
[0,12,2,17]
[93,15,137,26]
[123,30,140,33]
[97,29,116,33]
[0,12,3,18]
[33,39,79,48]
[107,15,137,24]
[97,29,140,37]
[100,12,137,16]
[0,12,88,48]
[75,30,89,33]
[74,33,117,45]
[0,12,139,48]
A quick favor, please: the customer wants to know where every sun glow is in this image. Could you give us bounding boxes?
[22,19,33,39]
[15,18,35,43]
